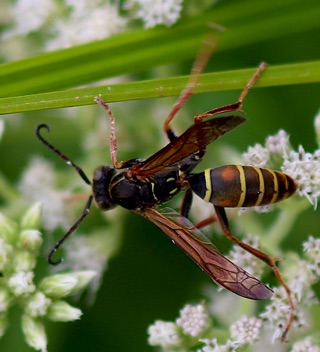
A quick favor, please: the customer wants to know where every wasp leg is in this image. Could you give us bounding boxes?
[163,32,220,141]
[214,205,294,342]
[180,189,217,229]
[194,215,217,230]
[194,62,268,123]
[180,189,193,217]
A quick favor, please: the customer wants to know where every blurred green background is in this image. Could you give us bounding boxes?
[1,0,320,351]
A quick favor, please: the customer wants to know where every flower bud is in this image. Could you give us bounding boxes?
[47,300,82,322]
[0,213,18,244]
[68,271,97,295]
[20,203,42,230]
[39,273,78,298]
[22,314,47,352]
[18,230,43,253]
[0,288,11,312]
[12,250,36,272]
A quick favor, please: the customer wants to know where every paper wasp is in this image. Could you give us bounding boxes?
[36,37,297,341]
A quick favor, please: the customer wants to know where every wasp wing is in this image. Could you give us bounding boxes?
[139,207,273,300]
[131,115,246,177]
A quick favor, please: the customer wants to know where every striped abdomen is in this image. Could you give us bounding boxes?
[188,165,298,208]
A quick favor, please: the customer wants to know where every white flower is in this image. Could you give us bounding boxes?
[198,338,237,352]
[265,130,291,156]
[176,303,210,337]
[303,236,320,277]
[230,316,262,344]
[46,2,126,50]
[19,157,71,231]
[148,320,182,348]
[4,0,55,36]
[282,145,320,209]
[126,0,183,28]
[25,292,52,317]
[8,272,36,296]
[292,337,320,352]
[242,143,270,168]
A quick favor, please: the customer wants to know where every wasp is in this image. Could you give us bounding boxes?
[36,37,297,341]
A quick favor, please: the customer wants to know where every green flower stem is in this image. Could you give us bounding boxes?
[263,198,310,253]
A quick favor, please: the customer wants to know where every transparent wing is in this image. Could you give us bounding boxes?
[139,207,273,300]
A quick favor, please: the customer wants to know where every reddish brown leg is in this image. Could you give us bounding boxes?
[194,215,217,230]
[163,30,221,141]
[214,205,294,342]
[194,62,268,123]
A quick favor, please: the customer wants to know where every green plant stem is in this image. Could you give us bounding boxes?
[1,61,319,115]
[263,198,310,253]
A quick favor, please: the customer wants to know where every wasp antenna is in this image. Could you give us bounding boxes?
[47,195,93,266]
[36,124,91,185]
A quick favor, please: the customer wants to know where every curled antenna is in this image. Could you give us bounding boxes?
[48,195,93,265]
[36,124,91,185]
[36,123,93,265]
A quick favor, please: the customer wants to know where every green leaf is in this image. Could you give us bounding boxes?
[1,61,319,115]
[0,0,319,99]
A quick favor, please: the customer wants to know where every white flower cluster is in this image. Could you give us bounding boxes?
[260,236,320,341]
[229,316,262,344]
[126,0,183,28]
[47,0,127,51]
[4,0,185,52]
[176,303,210,337]
[148,304,264,351]
[148,303,210,350]
[0,203,97,351]
[292,337,320,352]
[18,156,71,232]
[283,146,320,209]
